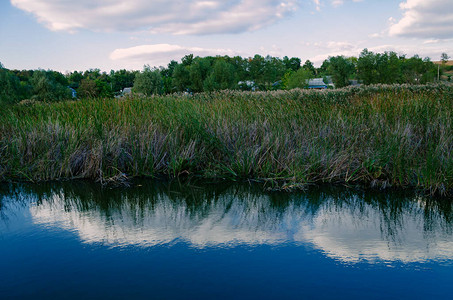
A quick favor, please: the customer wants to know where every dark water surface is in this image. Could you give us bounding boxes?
[1,181,452,299]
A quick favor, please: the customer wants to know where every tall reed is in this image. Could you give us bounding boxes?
[0,84,452,195]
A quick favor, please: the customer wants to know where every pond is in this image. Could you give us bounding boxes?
[1,180,452,299]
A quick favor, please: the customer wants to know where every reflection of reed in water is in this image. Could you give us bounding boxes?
[2,181,453,263]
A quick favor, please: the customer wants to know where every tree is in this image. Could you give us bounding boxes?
[110,69,136,93]
[188,57,212,92]
[262,56,286,88]
[227,56,249,81]
[327,56,355,88]
[160,60,178,94]
[77,78,98,98]
[357,49,376,85]
[203,60,236,91]
[67,71,83,89]
[302,60,316,76]
[172,63,191,92]
[133,65,163,96]
[283,56,301,72]
[283,68,312,90]
[249,55,266,89]
[0,67,23,104]
[30,70,71,101]
[385,51,402,84]
[317,59,331,77]
[181,54,194,66]
[441,53,450,64]
[399,55,436,84]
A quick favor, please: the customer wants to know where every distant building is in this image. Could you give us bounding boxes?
[349,80,361,87]
[272,80,282,89]
[308,77,335,89]
[308,78,327,89]
[114,87,133,99]
[238,80,257,91]
[68,87,77,98]
[122,87,132,95]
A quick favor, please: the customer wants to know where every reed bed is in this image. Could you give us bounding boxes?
[0,84,452,195]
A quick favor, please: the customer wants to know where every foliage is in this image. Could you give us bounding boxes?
[67,71,83,89]
[0,68,22,104]
[203,60,237,91]
[357,49,438,85]
[110,69,136,93]
[78,78,112,98]
[303,60,316,76]
[133,65,163,96]
[327,56,355,88]
[283,56,301,72]
[30,70,71,102]
[283,68,312,89]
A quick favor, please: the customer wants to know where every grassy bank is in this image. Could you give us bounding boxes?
[0,84,452,195]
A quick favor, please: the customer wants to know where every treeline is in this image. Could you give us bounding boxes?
[0,49,449,104]
[0,65,138,104]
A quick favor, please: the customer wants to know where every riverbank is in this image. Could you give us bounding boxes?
[0,84,452,195]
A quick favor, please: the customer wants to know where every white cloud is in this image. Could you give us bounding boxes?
[110,44,238,68]
[326,41,356,51]
[313,0,322,11]
[10,0,298,35]
[312,0,363,12]
[258,44,283,57]
[389,0,453,39]
[331,0,363,8]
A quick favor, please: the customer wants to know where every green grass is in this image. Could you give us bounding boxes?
[1,84,452,195]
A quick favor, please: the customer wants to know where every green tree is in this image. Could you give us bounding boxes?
[441,53,450,64]
[386,51,403,83]
[133,65,163,96]
[0,67,23,104]
[283,68,312,90]
[303,60,316,76]
[30,70,71,101]
[400,55,436,84]
[188,57,212,92]
[77,78,98,98]
[265,56,287,88]
[203,60,236,91]
[67,71,83,89]
[357,49,376,84]
[249,55,266,89]
[110,69,136,93]
[283,56,301,72]
[227,56,249,81]
[327,56,355,88]
[160,60,178,94]
[317,59,331,77]
[172,63,191,92]
[181,54,194,66]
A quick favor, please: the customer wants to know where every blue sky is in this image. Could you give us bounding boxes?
[1,0,452,72]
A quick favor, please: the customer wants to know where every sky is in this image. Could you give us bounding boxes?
[0,0,452,72]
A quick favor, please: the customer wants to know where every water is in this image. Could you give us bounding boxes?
[1,180,452,299]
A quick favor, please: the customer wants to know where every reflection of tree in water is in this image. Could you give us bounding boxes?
[0,183,30,222]
[2,181,453,252]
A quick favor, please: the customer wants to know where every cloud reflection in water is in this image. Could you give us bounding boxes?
[17,182,453,264]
